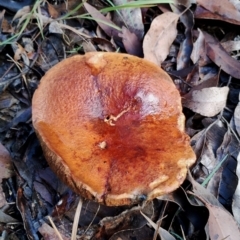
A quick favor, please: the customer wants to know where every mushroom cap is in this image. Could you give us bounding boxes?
[32,52,196,206]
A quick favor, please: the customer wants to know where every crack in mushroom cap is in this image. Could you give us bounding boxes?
[32,52,196,206]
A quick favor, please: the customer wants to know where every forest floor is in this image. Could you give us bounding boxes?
[1,0,240,239]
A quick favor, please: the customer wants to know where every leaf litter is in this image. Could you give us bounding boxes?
[143,11,179,66]
[1,0,240,239]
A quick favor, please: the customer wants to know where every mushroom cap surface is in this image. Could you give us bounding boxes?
[32,52,196,206]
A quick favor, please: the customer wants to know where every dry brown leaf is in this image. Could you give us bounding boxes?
[183,86,229,117]
[206,202,240,240]
[0,144,14,179]
[230,0,240,11]
[190,119,227,192]
[38,221,68,240]
[0,12,13,33]
[207,128,233,198]
[84,2,121,40]
[188,171,240,239]
[12,6,31,22]
[113,0,144,40]
[202,31,240,79]
[82,40,97,53]
[197,0,240,22]
[13,4,50,32]
[171,6,194,70]
[47,0,84,19]
[232,107,240,225]
[160,188,209,230]
[0,9,5,19]
[0,210,18,223]
[49,21,64,34]
[100,202,156,236]
[200,137,218,173]
[233,95,240,136]
[188,171,222,207]
[143,12,179,66]
[12,42,30,67]
[233,152,240,225]
[194,5,240,25]
[193,74,219,90]
[140,212,176,240]
[191,29,210,66]
[92,37,116,52]
[184,73,219,95]
[0,143,14,208]
[47,2,61,19]
[221,40,240,53]
[13,42,25,61]
[118,26,142,56]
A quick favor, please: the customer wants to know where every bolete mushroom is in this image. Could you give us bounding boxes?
[32,52,196,206]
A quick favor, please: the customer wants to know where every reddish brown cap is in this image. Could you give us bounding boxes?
[32,52,196,206]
